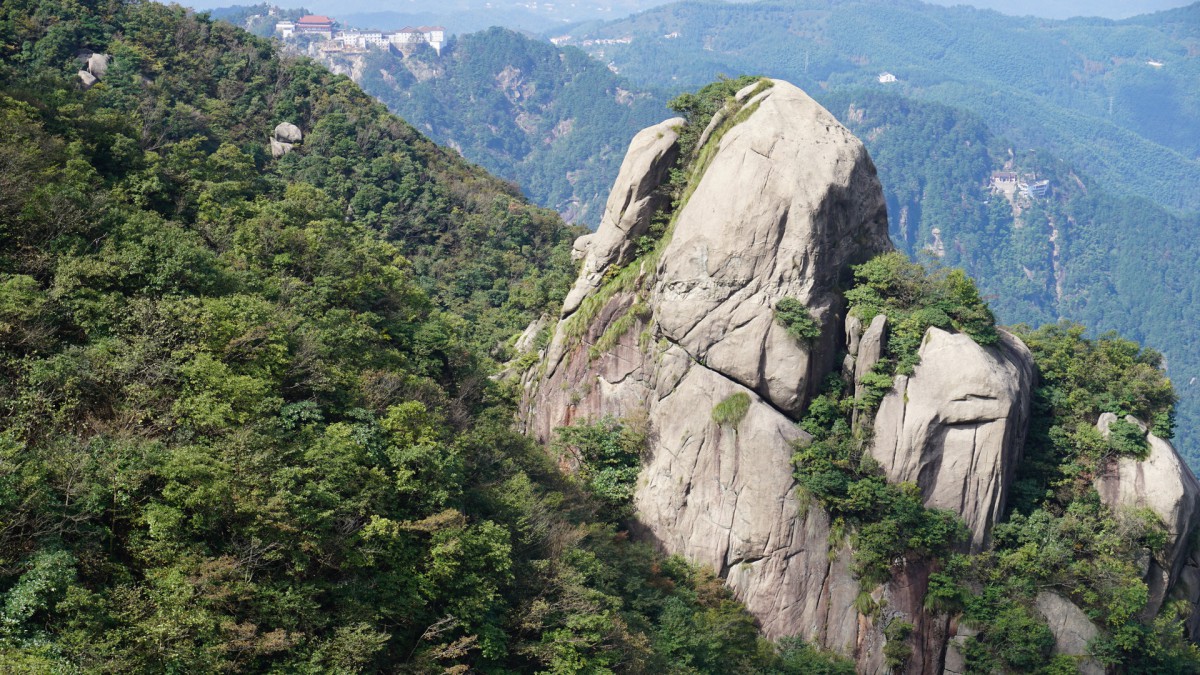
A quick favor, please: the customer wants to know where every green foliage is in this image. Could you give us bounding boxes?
[1009,322,1177,513]
[668,74,763,161]
[882,619,914,670]
[554,416,645,515]
[589,301,651,360]
[793,375,968,588]
[775,297,822,343]
[767,636,856,674]
[0,5,806,672]
[845,252,998,375]
[792,250,1196,669]
[940,321,1192,671]
[1109,418,1151,459]
[712,392,752,428]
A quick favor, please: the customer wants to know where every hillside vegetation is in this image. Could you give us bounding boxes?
[323,27,669,226]
[797,253,1197,671]
[0,1,847,671]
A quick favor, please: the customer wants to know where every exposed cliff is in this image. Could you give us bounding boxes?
[521,78,1200,672]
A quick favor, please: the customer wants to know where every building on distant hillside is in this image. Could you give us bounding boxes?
[385,26,444,54]
[277,16,446,54]
[878,72,897,83]
[417,26,445,53]
[1018,178,1050,198]
[276,15,336,40]
[390,27,422,44]
[339,30,386,48]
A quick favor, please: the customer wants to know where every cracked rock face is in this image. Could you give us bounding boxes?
[524,79,892,655]
[869,327,1034,550]
[563,117,683,317]
[1095,413,1200,623]
[524,77,1200,673]
[653,81,890,416]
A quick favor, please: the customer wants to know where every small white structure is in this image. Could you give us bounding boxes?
[878,71,897,84]
[1147,59,1165,68]
[278,16,446,55]
[418,26,446,53]
[1018,178,1050,198]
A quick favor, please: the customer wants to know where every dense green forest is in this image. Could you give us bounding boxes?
[326,27,668,226]
[0,1,849,670]
[558,0,1200,213]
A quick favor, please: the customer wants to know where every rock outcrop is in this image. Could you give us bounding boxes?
[563,117,683,316]
[271,122,303,158]
[1095,413,1200,622]
[869,327,1034,549]
[76,50,109,89]
[522,77,1200,672]
[525,79,900,665]
[1035,592,1104,675]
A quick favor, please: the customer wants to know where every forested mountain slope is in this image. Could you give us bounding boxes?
[556,0,1200,213]
[0,1,845,670]
[319,27,669,225]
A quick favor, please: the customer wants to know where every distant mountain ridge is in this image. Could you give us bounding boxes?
[555,0,1200,212]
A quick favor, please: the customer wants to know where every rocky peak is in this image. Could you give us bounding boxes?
[524,78,893,654]
[520,78,1200,671]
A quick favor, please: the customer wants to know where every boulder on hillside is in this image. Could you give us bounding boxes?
[1035,592,1104,675]
[271,122,304,158]
[274,122,303,144]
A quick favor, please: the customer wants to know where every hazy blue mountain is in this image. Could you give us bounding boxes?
[554,0,1200,213]
[925,0,1193,20]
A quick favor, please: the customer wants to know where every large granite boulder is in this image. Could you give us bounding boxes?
[271,122,303,158]
[524,79,896,664]
[1095,413,1200,619]
[76,50,109,88]
[651,80,890,416]
[87,52,110,78]
[869,327,1034,549]
[561,117,683,317]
